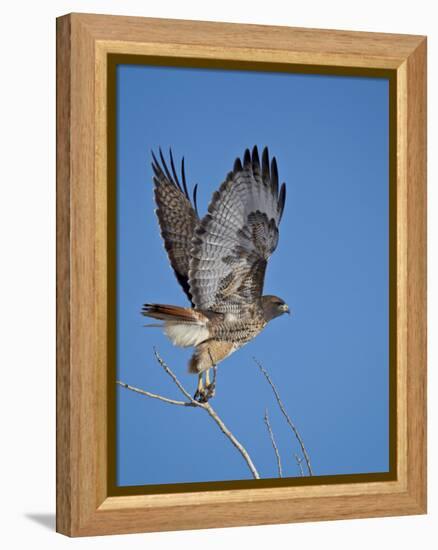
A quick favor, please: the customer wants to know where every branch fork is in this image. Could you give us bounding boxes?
[117,349,313,480]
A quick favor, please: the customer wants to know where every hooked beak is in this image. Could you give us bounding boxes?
[281,304,291,315]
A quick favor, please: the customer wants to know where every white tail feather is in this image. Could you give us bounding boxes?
[164,322,209,348]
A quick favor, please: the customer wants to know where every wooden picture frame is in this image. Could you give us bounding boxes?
[56,12,427,536]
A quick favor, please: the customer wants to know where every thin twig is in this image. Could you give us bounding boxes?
[264,408,282,478]
[118,350,260,479]
[294,453,305,477]
[153,347,195,403]
[254,357,313,476]
[115,381,194,407]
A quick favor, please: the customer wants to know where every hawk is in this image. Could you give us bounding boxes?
[142,146,289,401]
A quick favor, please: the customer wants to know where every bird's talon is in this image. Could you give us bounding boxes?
[193,384,215,403]
[205,383,216,399]
[193,389,201,402]
[193,389,207,403]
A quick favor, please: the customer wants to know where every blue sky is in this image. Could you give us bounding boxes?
[115,64,389,487]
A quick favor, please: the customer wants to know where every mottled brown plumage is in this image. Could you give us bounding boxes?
[144,146,289,401]
[151,150,199,304]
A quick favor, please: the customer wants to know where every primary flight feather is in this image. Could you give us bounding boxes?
[143,146,289,401]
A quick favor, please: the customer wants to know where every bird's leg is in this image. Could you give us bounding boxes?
[193,349,217,402]
[204,368,215,399]
[205,368,216,400]
[193,370,216,403]
[194,372,212,403]
[204,349,217,400]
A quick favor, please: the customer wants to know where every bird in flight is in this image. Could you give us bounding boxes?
[142,146,289,402]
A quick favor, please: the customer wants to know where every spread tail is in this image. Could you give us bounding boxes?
[142,303,201,323]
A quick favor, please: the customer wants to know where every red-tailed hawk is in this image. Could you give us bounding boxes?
[143,146,289,401]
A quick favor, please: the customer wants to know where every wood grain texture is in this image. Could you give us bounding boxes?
[406,39,427,510]
[57,13,101,535]
[56,14,72,536]
[396,61,408,488]
[75,12,423,68]
[56,13,427,536]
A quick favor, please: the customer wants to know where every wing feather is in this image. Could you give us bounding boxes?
[189,146,286,313]
[151,149,199,304]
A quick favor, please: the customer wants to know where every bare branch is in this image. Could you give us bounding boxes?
[254,357,313,477]
[153,347,196,403]
[203,402,259,479]
[118,350,260,479]
[264,408,282,478]
[294,453,305,477]
[116,381,194,407]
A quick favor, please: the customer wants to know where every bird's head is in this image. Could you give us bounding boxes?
[261,295,290,321]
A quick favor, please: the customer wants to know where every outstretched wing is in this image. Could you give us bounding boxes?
[189,146,286,314]
[151,149,199,305]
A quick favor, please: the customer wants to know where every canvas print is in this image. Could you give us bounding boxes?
[114,62,391,490]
